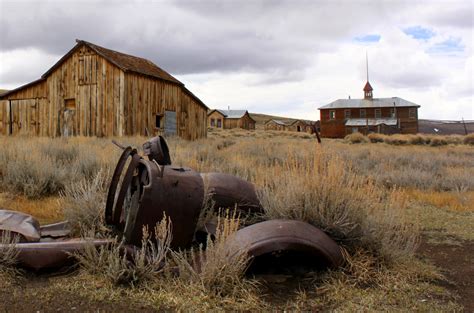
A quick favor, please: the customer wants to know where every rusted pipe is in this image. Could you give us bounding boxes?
[0,239,114,270]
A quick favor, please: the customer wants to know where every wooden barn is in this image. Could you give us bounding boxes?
[318,80,420,138]
[288,120,315,133]
[207,109,256,130]
[264,119,289,131]
[0,40,208,140]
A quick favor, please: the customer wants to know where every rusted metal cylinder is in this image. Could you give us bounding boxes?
[201,173,263,213]
[121,160,205,248]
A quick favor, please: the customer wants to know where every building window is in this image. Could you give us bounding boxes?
[409,108,417,119]
[155,114,163,128]
[329,110,336,120]
[375,109,381,118]
[360,109,366,118]
[344,109,351,119]
[217,119,222,128]
[390,108,396,118]
[64,98,76,110]
[210,118,215,127]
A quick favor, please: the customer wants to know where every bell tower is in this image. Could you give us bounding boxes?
[363,52,373,100]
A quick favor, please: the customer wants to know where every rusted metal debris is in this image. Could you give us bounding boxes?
[224,219,344,269]
[0,136,343,273]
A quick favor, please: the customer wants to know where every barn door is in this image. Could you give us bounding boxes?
[10,99,38,135]
[164,110,177,136]
[62,99,77,137]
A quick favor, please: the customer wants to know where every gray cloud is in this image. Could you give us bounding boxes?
[0,0,409,83]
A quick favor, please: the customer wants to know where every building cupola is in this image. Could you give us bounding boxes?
[364,81,373,99]
[363,52,373,99]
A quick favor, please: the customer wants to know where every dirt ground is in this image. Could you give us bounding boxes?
[1,238,472,312]
[418,238,474,312]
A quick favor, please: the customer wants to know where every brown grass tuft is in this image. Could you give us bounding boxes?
[344,132,368,144]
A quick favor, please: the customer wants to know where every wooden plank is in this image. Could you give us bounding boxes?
[119,70,125,136]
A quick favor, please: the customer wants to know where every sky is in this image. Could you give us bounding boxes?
[0,0,472,121]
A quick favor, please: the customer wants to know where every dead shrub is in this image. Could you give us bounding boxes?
[367,133,385,143]
[429,137,448,146]
[464,133,474,145]
[168,211,255,297]
[383,134,409,145]
[74,216,171,286]
[0,231,20,276]
[344,132,368,144]
[2,154,69,198]
[259,150,419,261]
[407,134,425,145]
[61,170,109,236]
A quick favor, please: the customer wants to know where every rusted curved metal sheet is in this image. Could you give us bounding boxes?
[0,209,41,242]
[201,173,263,213]
[121,160,205,249]
[224,219,344,269]
[0,239,113,270]
[40,221,71,238]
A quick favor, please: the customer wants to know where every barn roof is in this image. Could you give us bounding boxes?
[43,40,183,85]
[0,78,46,99]
[319,97,420,109]
[266,119,288,126]
[216,109,248,119]
[1,40,208,109]
[345,118,398,126]
[290,119,314,126]
[209,109,254,121]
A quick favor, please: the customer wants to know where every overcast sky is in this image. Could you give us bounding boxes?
[0,0,472,120]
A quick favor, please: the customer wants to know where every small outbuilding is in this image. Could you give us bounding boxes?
[264,119,289,131]
[207,109,256,130]
[288,120,316,133]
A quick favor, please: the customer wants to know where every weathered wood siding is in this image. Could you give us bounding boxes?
[125,73,207,140]
[264,121,287,131]
[288,120,311,133]
[222,113,255,130]
[1,46,125,137]
[208,111,225,128]
[0,44,207,139]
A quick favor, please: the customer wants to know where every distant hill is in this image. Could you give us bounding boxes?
[419,119,474,135]
[0,89,9,96]
[249,113,316,129]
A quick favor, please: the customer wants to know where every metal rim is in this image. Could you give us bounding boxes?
[105,146,135,224]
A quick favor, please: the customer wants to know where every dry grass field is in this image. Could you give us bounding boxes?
[1,129,473,311]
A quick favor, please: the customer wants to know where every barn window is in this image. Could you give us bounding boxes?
[210,118,215,127]
[375,109,381,118]
[64,98,76,110]
[360,109,366,118]
[344,109,351,119]
[390,108,396,118]
[217,119,222,128]
[329,110,336,120]
[409,108,417,119]
[155,114,163,128]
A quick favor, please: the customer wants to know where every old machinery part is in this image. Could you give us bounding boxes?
[201,172,263,213]
[0,209,41,242]
[224,219,344,270]
[105,146,137,225]
[143,135,171,165]
[0,239,114,270]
